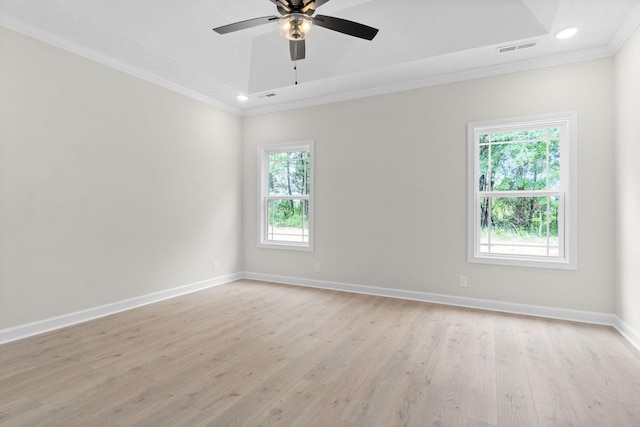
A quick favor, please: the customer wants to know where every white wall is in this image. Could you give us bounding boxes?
[614,25,640,334]
[0,23,624,333]
[0,28,243,329]
[243,58,616,313]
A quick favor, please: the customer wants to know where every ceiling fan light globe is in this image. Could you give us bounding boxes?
[278,13,313,41]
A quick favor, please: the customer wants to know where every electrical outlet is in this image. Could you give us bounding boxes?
[213,260,220,271]
[314,262,321,272]
[459,275,468,287]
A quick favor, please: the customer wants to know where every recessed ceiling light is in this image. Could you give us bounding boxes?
[236,94,249,102]
[556,26,579,40]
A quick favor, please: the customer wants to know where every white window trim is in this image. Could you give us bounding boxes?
[257,140,314,251]
[467,112,577,270]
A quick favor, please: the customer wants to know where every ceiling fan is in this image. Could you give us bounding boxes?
[212,0,379,61]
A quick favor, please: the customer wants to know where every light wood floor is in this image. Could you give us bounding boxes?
[1,280,640,426]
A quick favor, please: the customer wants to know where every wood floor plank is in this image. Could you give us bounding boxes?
[534,401,580,427]
[37,372,162,424]
[1,279,639,426]
[459,418,497,427]
[339,300,429,424]
[206,359,315,427]
[405,383,461,426]
[461,310,499,426]
[249,378,327,426]
[0,396,41,425]
[170,372,255,417]
[0,358,36,382]
[495,315,538,427]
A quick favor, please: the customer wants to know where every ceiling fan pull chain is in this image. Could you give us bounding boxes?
[294,62,298,85]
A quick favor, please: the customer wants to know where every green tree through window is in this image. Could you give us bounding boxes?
[479,129,560,256]
[267,151,310,242]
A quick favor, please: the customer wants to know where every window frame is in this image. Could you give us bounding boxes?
[257,140,314,251]
[467,112,577,270]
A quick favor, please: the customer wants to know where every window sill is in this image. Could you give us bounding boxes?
[469,253,576,270]
[258,242,314,252]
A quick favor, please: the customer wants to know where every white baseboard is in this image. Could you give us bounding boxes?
[243,271,623,327]
[613,316,640,352]
[0,273,242,345]
[2,271,639,354]
[245,272,640,352]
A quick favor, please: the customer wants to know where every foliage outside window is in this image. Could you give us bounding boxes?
[468,113,577,269]
[258,141,314,250]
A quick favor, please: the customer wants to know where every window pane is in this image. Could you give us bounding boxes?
[548,136,561,190]
[496,140,549,190]
[266,199,309,243]
[481,128,561,192]
[479,145,490,190]
[268,151,310,196]
[480,196,559,256]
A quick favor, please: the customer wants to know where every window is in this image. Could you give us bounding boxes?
[258,141,314,250]
[468,113,577,269]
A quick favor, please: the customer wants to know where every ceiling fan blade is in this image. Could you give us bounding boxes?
[314,0,331,8]
[213,16,278,34]
[269,0,292,13]
[290,39,306,61]
[313,15,378,40]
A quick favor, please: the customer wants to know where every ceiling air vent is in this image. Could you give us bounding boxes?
[498,40,538,54]
[257,93,277,99]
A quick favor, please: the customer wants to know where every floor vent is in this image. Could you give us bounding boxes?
[498,40,538,54]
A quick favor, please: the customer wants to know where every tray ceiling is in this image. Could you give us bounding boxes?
[2,0,639,115]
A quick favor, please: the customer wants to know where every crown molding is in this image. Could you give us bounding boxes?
[242,44,615,116]
[608,2,640,52]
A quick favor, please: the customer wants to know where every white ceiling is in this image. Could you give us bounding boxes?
[2,0,640,115]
